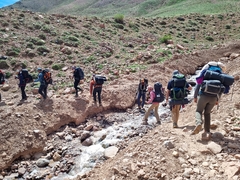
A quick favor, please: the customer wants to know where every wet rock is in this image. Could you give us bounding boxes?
[36,158,50,167]
[104,146,119,159]
[80,131,91,141]
[18,167,26,175]
[228,142,240,149]
[65,135,73,141]
[82,138,93,146]
[85,125,93,131]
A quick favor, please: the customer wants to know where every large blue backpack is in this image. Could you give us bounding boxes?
[153,82,165,103]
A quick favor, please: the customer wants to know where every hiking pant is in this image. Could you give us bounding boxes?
[39,84,47,99]
[93,87,102,104]
[171,105,181,124]
[137,92,146,108]
[143,103,160,123]
[195,94,217,133]
[20,85,27,100]
[74,79,81,95]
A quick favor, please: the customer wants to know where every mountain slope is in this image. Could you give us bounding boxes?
[5,0,240,17]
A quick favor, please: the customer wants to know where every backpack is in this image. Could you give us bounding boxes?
[75,67,84,80]
[42,69,53,84]
[21,69,33,83]
[170,73,187,100]
[153,82,165,102]
[200,65,234,95]
[0,70,5,84]
[201,80,225,95]
[95,75,107,85]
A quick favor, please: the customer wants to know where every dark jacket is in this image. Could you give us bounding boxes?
[18,72,26,87]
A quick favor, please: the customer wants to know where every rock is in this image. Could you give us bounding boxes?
[53,152,61,161]
[36,158,50,167]
[84,124,93,131]
[18,167,26,175]
[221,162,240,179]
[1,84,11,91]
[62,66,68,71]
[65,135,73,141]
[207,142,222,154]
[228,142,240,149]
[104,146,119,159]
[172,151,179,157]
[82,137,93,146]
[163,140,174,149]
[80,131,91,141]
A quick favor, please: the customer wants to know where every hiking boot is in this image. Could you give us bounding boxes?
[202,132,211,141]
[141,121,148,125]
[173,122,178,128]
[156,121,161,125]
[75,94,78,97]
[191,124,202,135]
[141,107,146,112]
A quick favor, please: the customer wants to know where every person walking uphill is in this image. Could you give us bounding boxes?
[34,68,47,100]
[191,61,234,141]
[166,70,192,128]
[16,70,27,101]
[72,66,84,97]
[142,83,164,125]
[137,78,148,112]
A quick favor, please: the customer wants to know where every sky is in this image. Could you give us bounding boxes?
[0,0,19,8]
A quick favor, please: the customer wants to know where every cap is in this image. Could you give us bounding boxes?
[172,70,179,76]
[72,66,76,70]
[37,68,42,71]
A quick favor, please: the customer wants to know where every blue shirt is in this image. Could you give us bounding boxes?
[34,72,45,85]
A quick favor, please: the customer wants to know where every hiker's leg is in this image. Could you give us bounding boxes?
[20,86,26,99]
[38,85,46,99]
[204,96,217,132]
[171,105,178,123]
[141,93,146,108]
[137,92,141,108]
[153,103,160,122]
[176,105,181,123]
[195,95,208,125]
[93,88,97,103]
[44,84,48,98]
[74,79,79,95]
[97,87,102,104]
[143,104,154,121]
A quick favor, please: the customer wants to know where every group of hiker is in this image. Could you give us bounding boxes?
[0,66,106,106]
[0,61,235,141]
[136,61,234,141]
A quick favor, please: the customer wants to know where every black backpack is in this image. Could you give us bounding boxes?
[95,75,107,85]
[75,67,84,80]
[21,69,33,83]
[0,70,5,84]
[170,73,187,100]
[153,82,165,102]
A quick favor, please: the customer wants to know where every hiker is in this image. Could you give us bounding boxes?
[0,69,5,101]
[16,70,27,101]
[142,83,164,125]
[90,74,106,106]
[136,78,148,111]
[72,66,84,97]
[166,70,192,128]
[191,62,233,140]
[34,68,47,100]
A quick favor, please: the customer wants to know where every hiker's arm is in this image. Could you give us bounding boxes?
[166,89,170,103]
[146,91,154,104]
[34,74,41,82]
[187,83,192,91]
[89,80,94,95]
[194,84,201,103]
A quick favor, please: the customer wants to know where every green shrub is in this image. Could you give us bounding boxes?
[114,14,124,24]
[205,36,214,41]
[226,25,231,29]
[5,72,12,78]
[52,63,64,70]
[159,35,172,44]
[68,36,79,41]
